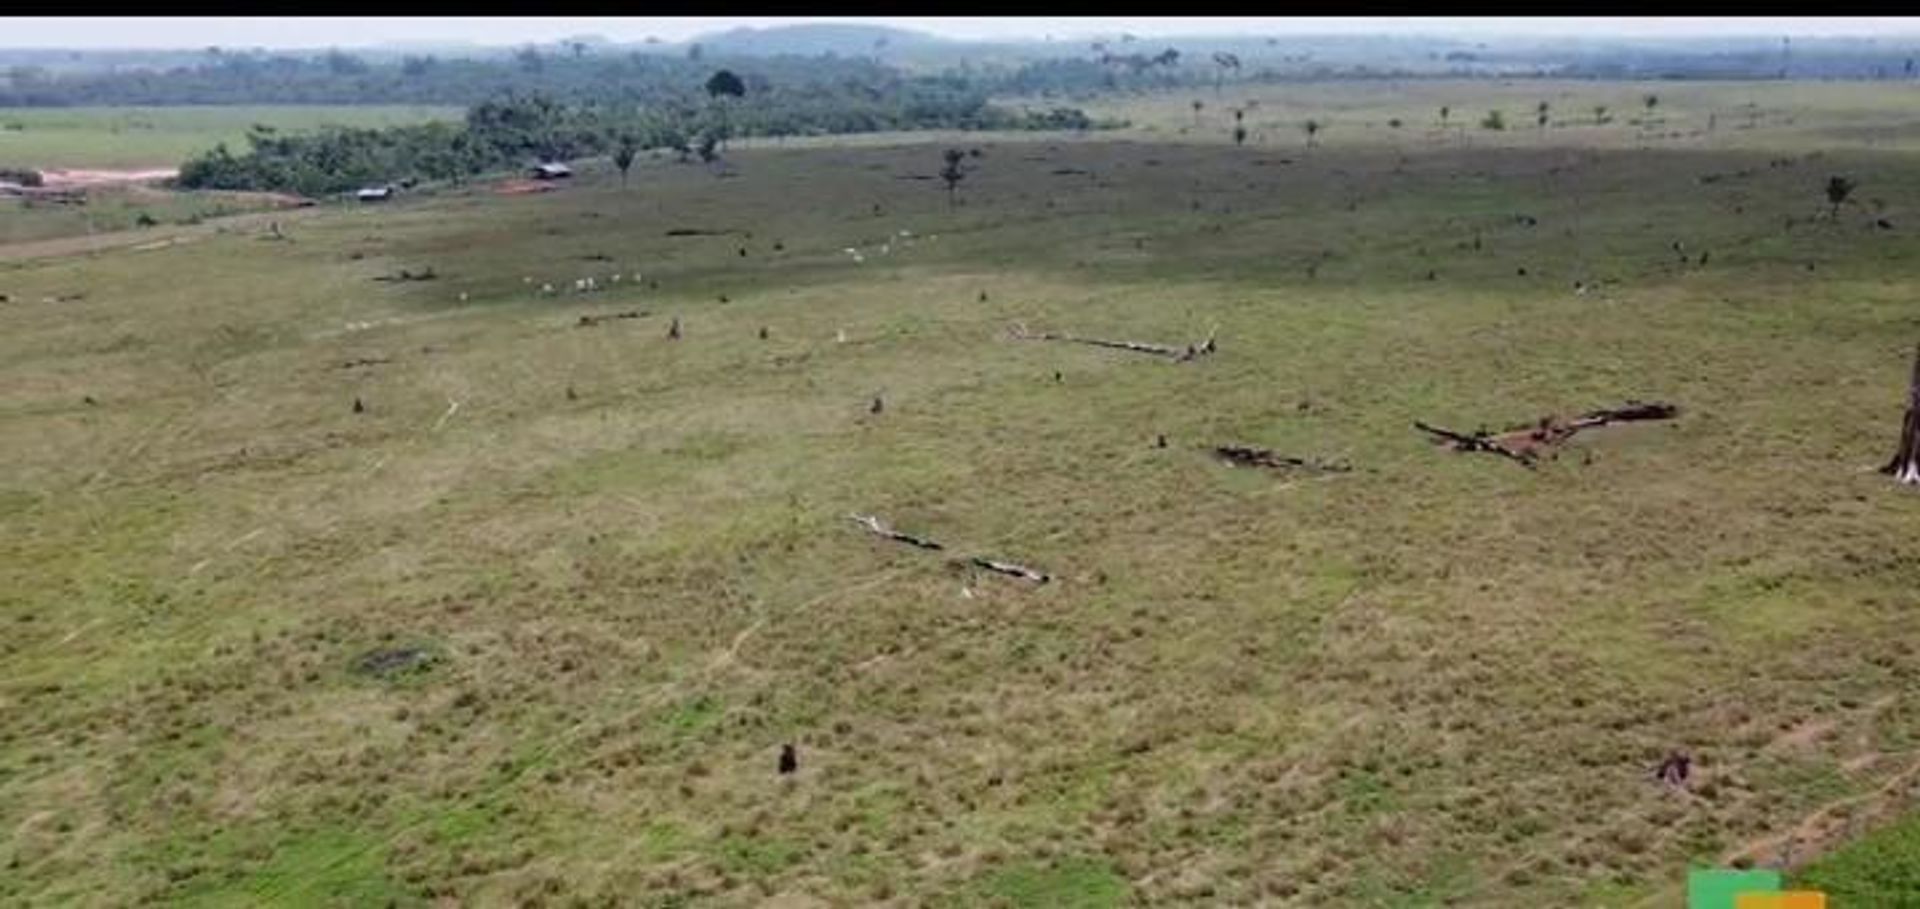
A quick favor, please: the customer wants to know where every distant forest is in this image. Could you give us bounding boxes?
[0,47,1200,108]
[135,51,1127,196]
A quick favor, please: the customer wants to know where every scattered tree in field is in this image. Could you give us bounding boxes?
[1233,125,1247,146]
[1885,343,1920,485]
[1388,117,1403,129]
[1481,110,1506,131]
[1593,104,1609,124]
[1303,119,1321,147]
[940,148,967,208]
[703,69,747,152]
[1826,175,1857,219]
[1191,99,1204,127]
[1536,101,1550,131]
[696,132,719,164]
[1643,94,1659,119]
[1211,52,1240,96]
[1439,105,1451,127]
[612,136,637,187]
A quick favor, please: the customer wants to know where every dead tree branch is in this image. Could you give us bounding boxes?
[849,513,1050,584]
[1213,445,1352,473]
[848,513,945,550]
[1010,322,1217,362]
[969,557,1051,584]
[1415,420,1538,468]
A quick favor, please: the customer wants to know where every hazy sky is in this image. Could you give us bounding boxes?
[5,17,1920,50]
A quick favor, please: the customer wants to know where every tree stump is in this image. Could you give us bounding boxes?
[1884,343,1920,485]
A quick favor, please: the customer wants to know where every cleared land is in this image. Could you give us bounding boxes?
[3,81,1920,906]
[0,105,460,170]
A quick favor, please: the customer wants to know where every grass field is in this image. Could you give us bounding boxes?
[3,80,1920,906]
[0,104,460,170]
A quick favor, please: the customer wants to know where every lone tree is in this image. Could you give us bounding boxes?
[1536,100,1550,131]
[1826,175,1857,219]
[1303,119,1321,147]
[1211,51,1240,96]
[1594,104,1609,125]
[1233,125,1248,146]
[1191,99,1204,127]
[1884,343,1920,485]
[705,69,745,100]
[612,136,638,188]
[939,148,967,208]
[706,69,746,151]
[1439,105,1451,127]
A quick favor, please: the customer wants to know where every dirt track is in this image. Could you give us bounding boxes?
[36,168,180,189]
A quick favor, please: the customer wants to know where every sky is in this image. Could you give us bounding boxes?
[4,17,1920,50]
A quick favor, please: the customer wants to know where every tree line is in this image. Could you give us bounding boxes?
[174,75,1107,196]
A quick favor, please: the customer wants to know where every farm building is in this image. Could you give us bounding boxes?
[529,162,574,180]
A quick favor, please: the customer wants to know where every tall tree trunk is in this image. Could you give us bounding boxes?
[1885,343,1920,484]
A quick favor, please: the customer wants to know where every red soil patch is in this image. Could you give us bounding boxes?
[494,179,559,196]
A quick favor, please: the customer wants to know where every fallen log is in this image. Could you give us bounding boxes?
[1567,401,1681,430]
[848,513,945,550]
[970,557,1051,585]
[1010,322,1217,362]
[577,310,648,327]
[850,513,1050,585]
[372,267,436,282]
[1213,445,1352,473]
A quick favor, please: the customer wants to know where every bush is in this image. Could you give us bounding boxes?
[0,167,43,187]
